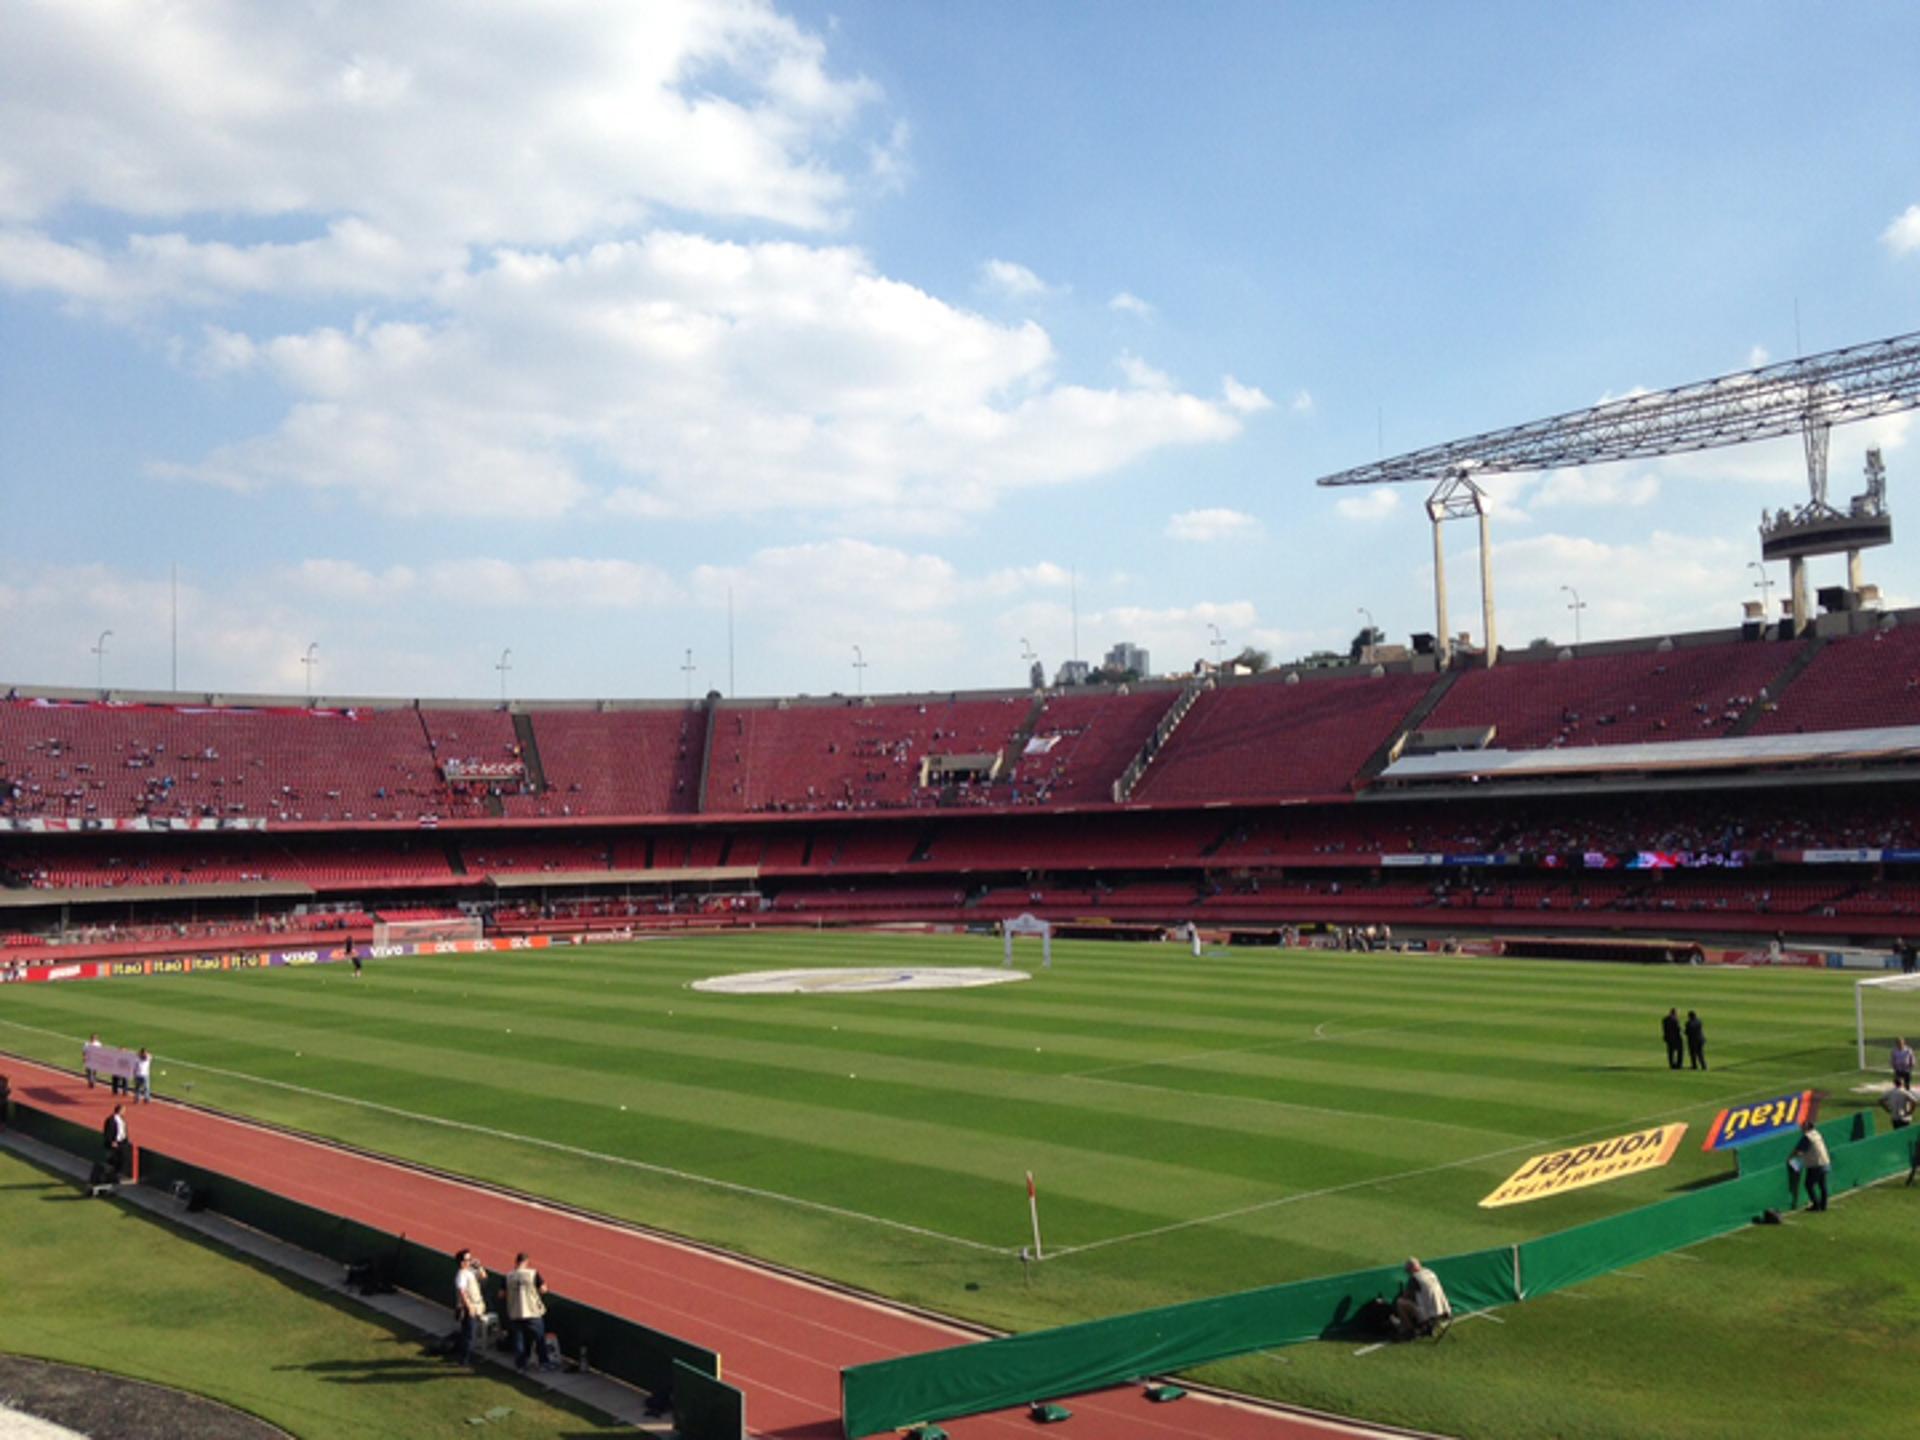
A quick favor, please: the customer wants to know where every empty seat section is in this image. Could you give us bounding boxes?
[508,709,701,817]
[1004,690,1178,802]
[1424,642,1795,749]
[1132,675,1431,802]
[0,701,457,823]
[1751,625,1920,734]
[704,697,1028,812]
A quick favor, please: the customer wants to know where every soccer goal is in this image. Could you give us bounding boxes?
[1855,971,1920,1070]
[373,913,484,948]
[1002,913,1052,969]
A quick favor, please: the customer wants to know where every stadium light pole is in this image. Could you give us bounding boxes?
[496,648,512,703]
[301,642,319,701]
[1357,607,1375,663]
[92,629,113,693]
[1207,622,1225,671]
[1749,561,1776,623]
[681,648,695,701]
[1020,636,1037,684]
[852,644,867,696]
[1561,585,1586,646]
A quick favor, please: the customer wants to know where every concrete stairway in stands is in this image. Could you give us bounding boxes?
[511,712,549,794]
[1727,635,1824,737]
[995,691,1051,781]
[1354,667,1462,786]
[1111,676,1206,802]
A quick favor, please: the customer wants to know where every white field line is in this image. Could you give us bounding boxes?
[1047,1065,1872,1260]
[0,1018,1007,1256]
[1069,1070,1536,1141]
[1066,1021,1407,1081]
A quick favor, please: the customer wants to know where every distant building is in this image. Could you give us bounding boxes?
[1104,642,1150,676]
[1054,659,1092,686]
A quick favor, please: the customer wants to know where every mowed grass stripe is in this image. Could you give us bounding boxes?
[0,937,1880,1286]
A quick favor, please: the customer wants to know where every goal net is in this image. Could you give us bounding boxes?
[373,914,484,948]
[1855,971,1920,1071]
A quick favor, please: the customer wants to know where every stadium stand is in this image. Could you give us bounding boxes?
[11,617,1920,953]
[1419,639,1797,748]
[1749,622,1920,734]
[506,708,701,818]
[1130,672,1434,802]
[702,696,1030,813]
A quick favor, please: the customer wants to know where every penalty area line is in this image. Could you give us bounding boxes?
[1049,1063,1873,1261]
[0,1017,1007,1258]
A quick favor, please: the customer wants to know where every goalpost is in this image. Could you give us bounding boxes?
[1002,913,1052,969]
[1855,971,1920,1070]
[373,914,484,948]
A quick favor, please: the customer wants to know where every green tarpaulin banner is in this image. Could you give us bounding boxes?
[842,1114,1916,1438]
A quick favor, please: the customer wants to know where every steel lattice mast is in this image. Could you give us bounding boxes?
[1315,329,1920,663]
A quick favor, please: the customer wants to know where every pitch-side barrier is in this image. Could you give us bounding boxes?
[2,1098,745,1440]
[840,1119,1919,1438]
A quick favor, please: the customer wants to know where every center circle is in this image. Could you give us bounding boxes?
[691,966,1032,995]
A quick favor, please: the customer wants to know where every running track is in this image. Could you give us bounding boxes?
[1,1058,1416,1440]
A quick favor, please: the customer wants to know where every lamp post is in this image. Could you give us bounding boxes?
[92,630,113,693]
[1207,622,1225,671]
[1357,607,1375,663]
[1749,561,1775,623]
[681,648,696,701]
[1020,637,1037,686]
[301,642,319,701]
[852,644,867,696]
[496,648,512,703]
[1561,585,1586,646]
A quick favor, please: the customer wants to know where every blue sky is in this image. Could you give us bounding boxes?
[2,1,1917,700]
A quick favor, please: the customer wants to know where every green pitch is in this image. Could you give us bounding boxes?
[2,932,1913,1439]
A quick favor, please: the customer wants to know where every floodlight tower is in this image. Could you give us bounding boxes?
[1317,329,1920,660]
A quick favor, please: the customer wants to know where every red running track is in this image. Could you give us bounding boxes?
[2,1058,1411,1440]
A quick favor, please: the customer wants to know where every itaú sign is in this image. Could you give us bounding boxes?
[1480,1124,1688,1208]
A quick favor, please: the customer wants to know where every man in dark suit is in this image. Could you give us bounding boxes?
[1661,1009,1684,1069]
[102,1104,129,1177]
[1684,1011,1707,1070]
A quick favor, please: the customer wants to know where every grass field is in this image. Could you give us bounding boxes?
[0,1148,626,1439]
[3,930,1917,1438]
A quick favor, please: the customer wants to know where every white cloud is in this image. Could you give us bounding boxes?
[0,0,878,246]
[1108,291,1153,318]
[1883,204,1920,257]
[288,559,417,600]
[976,562,1072,596]
[426,558,679,609]
[1166,508,1262,542]
[1118,352,1174,390]
[0,562,457,696]
[1747,345,1770,369]
[0,7,1264,533]
[0,220,460,311]
[694,539,967,683]
[148,233,1251,523]
[1221,376,1273,414]
[867,119,913,193]
[1335,488,1401,521]
[1486,530,1749,644]
[979,258,1052,299]
[1530,467,1660,509]
[1291,389,1315,414]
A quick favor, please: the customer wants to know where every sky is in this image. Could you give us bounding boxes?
[3,0,1919,703]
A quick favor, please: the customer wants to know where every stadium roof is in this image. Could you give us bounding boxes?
[1375,724,1920,787]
